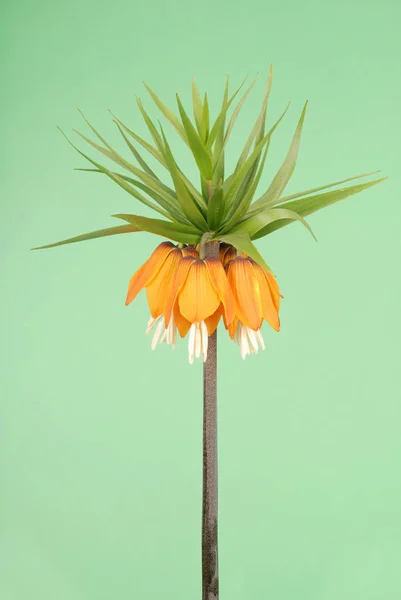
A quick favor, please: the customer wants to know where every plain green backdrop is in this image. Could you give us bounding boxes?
[1,0,401,598]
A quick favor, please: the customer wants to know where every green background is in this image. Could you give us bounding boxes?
[2,0,401,598]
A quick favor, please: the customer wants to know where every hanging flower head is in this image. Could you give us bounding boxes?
[33,68,385,361]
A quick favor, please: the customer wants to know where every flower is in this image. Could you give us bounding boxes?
[125,242,198,352]
[224,255,281,359]
[125,242,235,363]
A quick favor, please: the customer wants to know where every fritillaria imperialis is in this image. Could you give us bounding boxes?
[34,67,385,600]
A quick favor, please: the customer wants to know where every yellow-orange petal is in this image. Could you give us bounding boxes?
[125,242,175,306]
[174,304,192,338]
[146,248,183,318]
[222,246,237,267]
[178,260,221,323]
[182,245,199,258]
[164,255,196,326]
[264,270,281,311]
[226,316,239,340]
[251,262,280,332]
[226,258,262,330]
[205,258,235,325]
[205,305,222,335]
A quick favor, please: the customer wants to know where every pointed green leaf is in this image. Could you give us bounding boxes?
[159,126,208,230]
[75,168,190,224]
[214,231,272,273]
[114,121,159,179]
[201,92,210,142]
[32,224,140,250]
[61,130,181,220]
[143,82,187,143]
[222,103,290,218]
[275,170,382,205]
[252,177,386,239]
[235,66,273,172]
[176,94,213,179]
[251,102,308,211]
[110,110,166,167]
[232,207,317,240]
[207,185,225,230]
[113,214,202,244]
[135,97,167,155]
[223,74,258,147]
[192,77,203,134]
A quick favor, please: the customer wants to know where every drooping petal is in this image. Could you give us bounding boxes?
[173,304,192,338]
[182,245,199,258]
[264,270,281,311]
[226,258,262,330]
[205,305,222,336]
[251,261,280,332]
[178,260,220,323]
[126,242,175,306]
[164,255,196,326]
[205,258,235,325]
[146,248,183,318]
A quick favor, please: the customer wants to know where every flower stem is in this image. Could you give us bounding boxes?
[202,240,220,600]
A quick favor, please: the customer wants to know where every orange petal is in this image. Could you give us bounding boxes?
[226,258,262,330]
[205,305,222,335]
[264,270,281,311]
[226,316,238,339]
[164,255,196,326]
[205,258,235,325]
[146,248,183,318]
[174,304,192,338]
[125,242,175,306]
[251,262,280,331]
[178,260,220,323]
[182,245,199,258]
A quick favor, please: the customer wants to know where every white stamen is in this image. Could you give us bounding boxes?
[234,322,266,359]
[247,327,259,352]
[146,315,161,334]
[255,328,265,350]
[240,325,250,359]
[195,324,201,358]
[147,314,177,350]
[188,323,196,364]
[151,320,164,350]
[201,321,209,362]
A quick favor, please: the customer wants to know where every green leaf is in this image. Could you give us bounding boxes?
[252,177,386,239]
[114,122,159,179]
[192,77,203,134]
[232,207,317,240]
[159,126,208,230]
[61,130,182,221]
[176,94,213,179]
[235,66,273,172]
[221,103,290,219]
[110,110,166,167]
[69,127,187,220]
[274,170,382,205]
[223,74,258,148]
[75,168,190,224]
[214,231,272,273]
[207,185,225,230]
[32,224,140,250]
[143,82,187,143]
[201,92,210,142]
[113,214,202,244]
[222,143,269,229]
[135,97,167,155]
[251,102,308,211]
